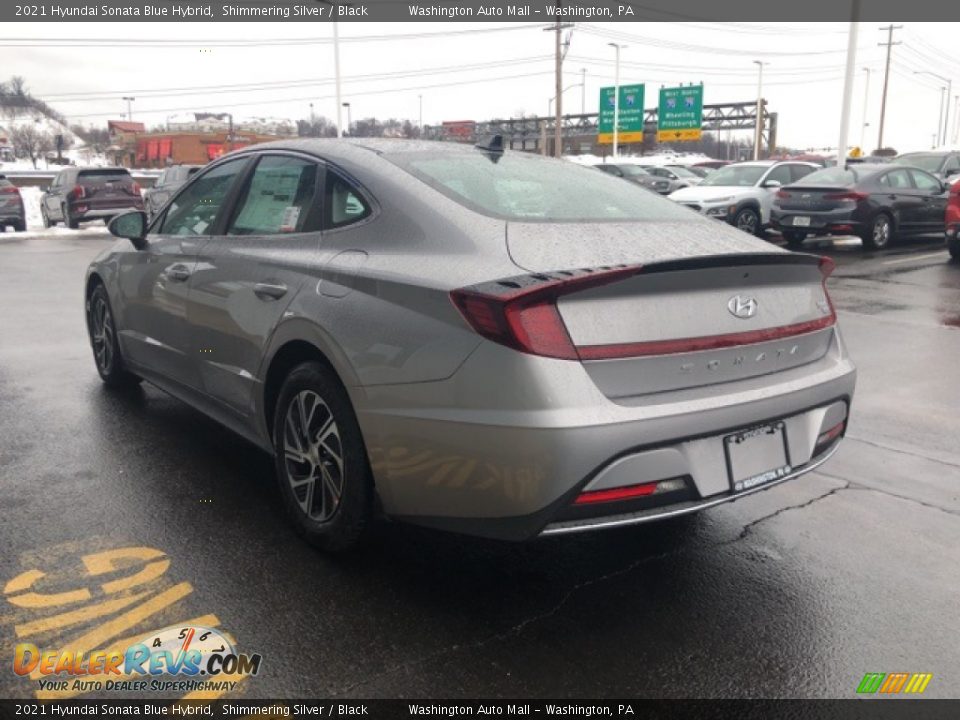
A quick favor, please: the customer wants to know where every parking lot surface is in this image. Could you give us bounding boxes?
[1,230,958,699]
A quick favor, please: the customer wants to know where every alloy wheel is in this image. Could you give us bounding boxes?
[736,210,758,234]
[873,216,891,248]
[90,295,114,374]
[282,390,345,523]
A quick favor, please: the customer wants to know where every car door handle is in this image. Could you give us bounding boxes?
[166,265,191,282]
[888,194,898,200]
[254,282,288,301]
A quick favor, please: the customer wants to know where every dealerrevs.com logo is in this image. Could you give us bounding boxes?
[13,625,262,694]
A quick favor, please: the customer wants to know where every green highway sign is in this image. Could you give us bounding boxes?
[657,84,704,142]
[598,84,645,144]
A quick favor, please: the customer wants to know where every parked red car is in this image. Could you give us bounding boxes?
[947,179,960,260]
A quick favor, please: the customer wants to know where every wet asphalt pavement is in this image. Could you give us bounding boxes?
[0,230,958,700]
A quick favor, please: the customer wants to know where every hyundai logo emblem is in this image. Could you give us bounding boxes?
[727,295,758,319]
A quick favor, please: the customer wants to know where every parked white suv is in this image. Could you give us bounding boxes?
[668,161,819,235]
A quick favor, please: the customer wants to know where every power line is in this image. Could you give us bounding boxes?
[0,24,545,48]
[40,56,554,101]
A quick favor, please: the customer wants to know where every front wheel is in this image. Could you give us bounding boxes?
[782,230,807,248]
[862,213,894,250]
[733,207,761,236]
[41,207,53,228]
[272,361,374,553]
[86,284,141,387]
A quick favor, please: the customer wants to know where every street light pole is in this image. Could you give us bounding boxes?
[342,102,351,135]
[418,94,423,131]
[914,70,951,147]
[608,43,624,158]
[836,9,860,168]
[581,67,586,115]
[752,61,766,160]
[333,21,343,138]
[860,67,871,150]
[123,96,135,121]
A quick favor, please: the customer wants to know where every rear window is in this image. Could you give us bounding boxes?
[892,154,944,173]
[386,151,694,222]
[796,167,859,186]
[78,169,132,185]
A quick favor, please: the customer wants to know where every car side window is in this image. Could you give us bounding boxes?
[324,170,372,229]
[159,157,248,236]
[910,170,941,192]
[227,155,320,236]
[944,156,960,173]
[790,165,815,183]
[764,165,792,185]
[883,169,914,189]
[155,170,166,186]
[52,172,63,189]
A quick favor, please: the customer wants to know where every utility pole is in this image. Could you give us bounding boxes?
[860,67,870,150]
[122,96,135,121]
[943,81,952,147]
[418,94,423,131]
[836,6,859,167]
[578,74,586,116]
[546,19,573,158]
[877,24,902,151]
[609,43,625,157]
[953,95,959,145]
[752,61,767,160]
[938,86,947,147]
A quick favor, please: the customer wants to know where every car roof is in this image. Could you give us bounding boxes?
[228,137,484,165]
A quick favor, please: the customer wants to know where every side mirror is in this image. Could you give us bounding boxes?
[762,180,782,189]
[108,211,148,250]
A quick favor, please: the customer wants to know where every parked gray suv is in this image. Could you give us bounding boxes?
[87,139,856,551]
[143,164,202,219]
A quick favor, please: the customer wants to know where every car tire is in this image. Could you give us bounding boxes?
[949,235,960,261]
[86,284,141,387]
[41,207,52,228]
[783,230,807,248]
[272,361,374,553]
[64,205,79,230]
[861,213,894,250]
[12,220,25,232]
[733,207,761,236]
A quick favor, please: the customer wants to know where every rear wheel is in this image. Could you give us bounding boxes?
[782,230,807,248]
[63,205,79,230]
[272,361,374,553]
[949,235,960,261]
[41,206,52,228]
[86,284,141,387]
[862,213,893,250]
[12,220,25,232]
[733,207,761,236]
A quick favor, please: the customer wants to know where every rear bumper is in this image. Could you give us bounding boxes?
[358,332,857,540]
[771,208,863,235]
[70,199,144,219]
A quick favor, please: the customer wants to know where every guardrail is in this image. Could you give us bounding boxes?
[0,169,160,189]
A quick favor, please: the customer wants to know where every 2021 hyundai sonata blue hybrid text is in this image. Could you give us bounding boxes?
[85,138,856,551]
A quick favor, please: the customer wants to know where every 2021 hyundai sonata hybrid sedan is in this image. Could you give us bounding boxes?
[85,138,856,551]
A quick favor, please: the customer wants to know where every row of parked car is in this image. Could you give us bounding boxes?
[594,151,960,257]
[0,164,201,233]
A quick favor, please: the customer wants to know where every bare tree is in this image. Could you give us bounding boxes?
[11,124,54,168]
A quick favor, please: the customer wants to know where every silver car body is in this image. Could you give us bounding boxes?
[669,161,819,227]
[85,139,856,540]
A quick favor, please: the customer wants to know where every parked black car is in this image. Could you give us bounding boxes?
[143,164,201,218]
[771,163,949,250]
[891,151,960,182]
[0,174,25,232]
[593,163,672,194]
[41,167,144,229]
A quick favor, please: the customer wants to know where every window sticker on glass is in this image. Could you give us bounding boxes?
[280,206,301,233]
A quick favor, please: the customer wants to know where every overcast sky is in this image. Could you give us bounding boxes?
[3,21,959,152]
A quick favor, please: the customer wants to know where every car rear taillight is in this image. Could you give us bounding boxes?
[823,191,867,202]
[450,265,644,360]
[0,185,18,195]
[574,477,687,505]
[775,190,792,199]
[130,182,141,195]
[69,185,86,201]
